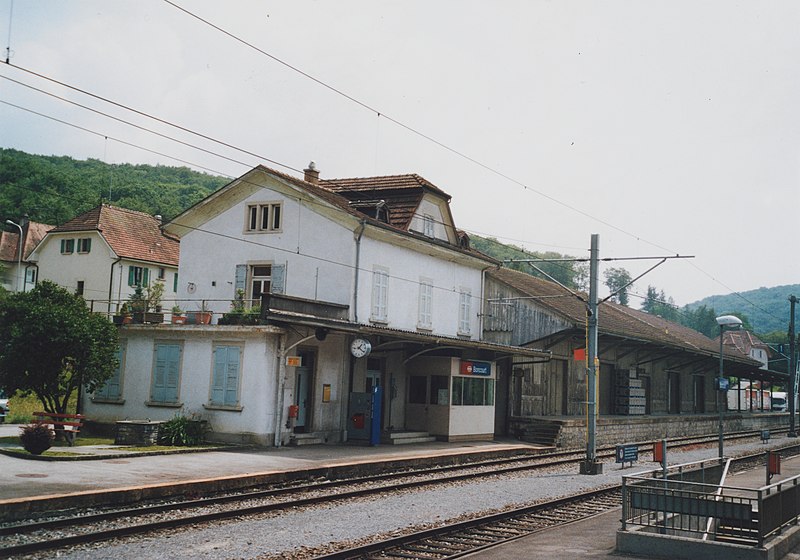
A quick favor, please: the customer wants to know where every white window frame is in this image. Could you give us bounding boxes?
[417,279,433,330]
[423,214,435,238]
[371,267,389,323]
[77,237,91,254]
[248,263,272,303]
[458,289,472,335]
[245,202,283,233]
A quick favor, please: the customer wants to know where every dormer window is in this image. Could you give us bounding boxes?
[246,203,282,233]
[423,215,435,238]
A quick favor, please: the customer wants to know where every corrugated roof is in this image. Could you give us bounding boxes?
[49,204,179,266]
[488,267,757,363]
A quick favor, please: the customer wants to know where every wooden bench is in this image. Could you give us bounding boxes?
[33,412,86,446]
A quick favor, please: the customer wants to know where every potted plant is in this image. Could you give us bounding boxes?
[112,302,132,325]
[195,301,212,325]
[171,304,186,324]
[19,422,55,455]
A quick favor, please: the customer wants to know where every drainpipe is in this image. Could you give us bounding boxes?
[273,333,287,447]
[108,256,122,316]
[353,219,366,323]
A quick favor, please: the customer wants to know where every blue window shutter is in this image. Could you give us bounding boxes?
[165,345,180,402]
[234,264,247,294]
[128,266,136,287]
[271,264,285,294]
[225,348,240,406]
[153,344,180,403]
[211,347,227,405]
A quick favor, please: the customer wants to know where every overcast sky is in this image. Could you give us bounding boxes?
[1,1,798,312]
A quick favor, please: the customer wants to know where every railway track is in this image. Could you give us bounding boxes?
[0,429,792,558]
[313,486,623,560]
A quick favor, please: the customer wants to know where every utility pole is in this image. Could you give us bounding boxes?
[580,234,602,475]
[789,295,797,438]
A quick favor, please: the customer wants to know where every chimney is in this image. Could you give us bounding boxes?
[154,214,163,224]
[304,161,319,184]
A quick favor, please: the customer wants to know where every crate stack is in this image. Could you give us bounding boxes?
[615,368,646,415]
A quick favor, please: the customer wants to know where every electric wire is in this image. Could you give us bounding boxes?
[0,60,786,325]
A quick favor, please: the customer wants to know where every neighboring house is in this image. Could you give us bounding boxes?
[482,267,785,447]
[720,330,772,369]
[28,204,179,313]
[84,164,548,446]
[0,217,53,292]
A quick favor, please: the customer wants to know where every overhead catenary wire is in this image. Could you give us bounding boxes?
[0,57,785,325]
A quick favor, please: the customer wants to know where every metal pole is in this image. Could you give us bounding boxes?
[5,220,23,292]
[581,234,602,475]
[719,326,725,459]
[789,295,797,438]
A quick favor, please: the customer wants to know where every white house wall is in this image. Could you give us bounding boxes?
[84,326,281,446]
[356,234,484,338]
[175,184,355,318]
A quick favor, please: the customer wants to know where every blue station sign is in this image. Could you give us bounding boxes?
[460,360,491,376]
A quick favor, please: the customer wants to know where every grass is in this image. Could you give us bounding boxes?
[0,435,114,447]
[5,391,79,424]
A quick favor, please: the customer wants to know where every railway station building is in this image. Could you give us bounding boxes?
[83,164,549,446]
[482,267,789,448]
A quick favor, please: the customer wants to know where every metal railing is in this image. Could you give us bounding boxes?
[84,298,262,325]
[621,458,800,547]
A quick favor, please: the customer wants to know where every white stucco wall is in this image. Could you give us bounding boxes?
[175,179,355,320]
[84,325,282,446]
[356,234,485,338]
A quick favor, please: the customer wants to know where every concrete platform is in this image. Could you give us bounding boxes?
[0,423,547,520]
[465,453,800,560]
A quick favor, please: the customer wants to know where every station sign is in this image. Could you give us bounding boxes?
[715,377,729,391]
[286,356,302,367]
[460,360,491,376]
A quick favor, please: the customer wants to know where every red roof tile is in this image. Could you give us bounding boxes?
[49,204,179,266]
[0,220,54,262]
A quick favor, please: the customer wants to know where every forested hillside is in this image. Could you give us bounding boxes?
[0,148,228,225]
[688,286,799,338]
[1,149,793,339]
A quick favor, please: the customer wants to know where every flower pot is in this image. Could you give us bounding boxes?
[171,315,187,325]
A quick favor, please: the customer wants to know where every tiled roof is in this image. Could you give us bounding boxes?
[321,174,449,231]
[722,330,771,356]
[49,204,179,266]
[0,221,54,262]
[488,267,757,362]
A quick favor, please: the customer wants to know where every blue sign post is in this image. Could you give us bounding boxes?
[369,386,382,446]
[615,444,639,468]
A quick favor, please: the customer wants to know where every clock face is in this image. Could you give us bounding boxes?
[350,338,372,358]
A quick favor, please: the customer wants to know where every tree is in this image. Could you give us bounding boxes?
[603,267,632,306]
[0,281,119,417]
[640,285,679,322]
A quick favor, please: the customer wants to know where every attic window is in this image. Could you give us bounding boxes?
[350,201,389,223]
[246,203,282,233]
[423,215,435,237]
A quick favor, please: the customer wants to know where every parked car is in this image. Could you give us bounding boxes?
[0,391,8,422]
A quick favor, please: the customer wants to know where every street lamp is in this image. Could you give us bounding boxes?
[716,314,743,459]
[4,220,22,292]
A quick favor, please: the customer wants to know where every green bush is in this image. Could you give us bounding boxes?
[157,415,208,446]
[19,423,55,454]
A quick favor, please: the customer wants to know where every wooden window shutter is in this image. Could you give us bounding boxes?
[271,264,285,294]
[234,264,247,294]
[128,266,136,287]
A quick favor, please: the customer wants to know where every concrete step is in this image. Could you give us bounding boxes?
[290,433,324,446]
[382,431,437,445]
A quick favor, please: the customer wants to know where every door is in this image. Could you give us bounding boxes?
[693,375,705,413]
[668,371,681,414]
[295,351,314,433]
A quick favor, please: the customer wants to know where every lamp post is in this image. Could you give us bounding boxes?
[716,314,743,459]
[4,220,23,292]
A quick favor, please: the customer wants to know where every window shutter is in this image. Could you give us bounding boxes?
[153,344,180,403]
[271,264,285,294]
[173,272,178,293]
[165,345,180,403]
[128,266,135,287]
[211,347,227,405]
[142,268,150,287]
[234,264,247,294]
[224,348,240,406]
[152,344,168,402]
[86,238,91,252]
[60,239,65,253]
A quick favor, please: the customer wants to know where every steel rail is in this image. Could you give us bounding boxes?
[0,431,792,558]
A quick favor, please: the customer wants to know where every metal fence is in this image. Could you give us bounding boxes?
[621,458,800,547]
[84,298,262,325]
